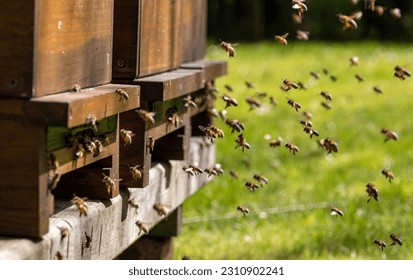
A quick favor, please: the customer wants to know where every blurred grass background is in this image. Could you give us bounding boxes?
[173,41,413,260]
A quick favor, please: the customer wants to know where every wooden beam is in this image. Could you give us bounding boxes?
[180,59,228,82]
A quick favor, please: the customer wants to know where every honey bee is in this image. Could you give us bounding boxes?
[300,120,313,128]
[183,95,197,108]
[55,251,64,260]
[224,85,234,92]
[253,174,269,186]
[198,124,225,142]
[57,226,69,241]
[381,168,394,182]
[292,13,302,25]
[349,56,359,66]
[366,182,379,202]
[222,94,238,108]
[287,98,301,112]
[71,195,88,217]
[204,168,218,177]
[246,97,261,110]
[394,65,411,80]
[70,84,82,93]
[120,129,135,146]
[137,109,156,125]
[235,134,250,152]
[274,33,289,45]
[229,170,239,179]
[355,74,365,82]
[390,8,402,19]
[128,197,139,213]
[84,232,92,248]
[310,71,320,80]
[296,30,310,41]
[237,206,250,216]
[374,5,385,16]
[136,220,149,235]
[297,81,307,90]
[320,91,332,101]
[303,111,313,120]
[115,88,129,103]
[321,101,332,110]
[225,119,245,133]
[373,86,383,94]
[183,162,203,177]
[303,126,320,138]
[245,81,255,89]
[153,202,169,217]
[285,142,299,155]
[330,75,338,82]
[373,239,387,251]
[351,10,363,20]
[245,181,260,192]
[364,0,376,11]
[330,207,344,217]
[86,114,99,133]
[337,13,358,30]
[281,79,298,92]
[48,153,61,190]
[292,0,308,18]
[213,163,224,175]
[220,40,238,58]
[269,96,278,106]
[390,234,402,246]
[321,138,338,154]
[381,128,398,142]
[167,112,183,128]
[129,165,142,180]
[269,136,283,148]
[147,136,155,153]
[102,173,116,194]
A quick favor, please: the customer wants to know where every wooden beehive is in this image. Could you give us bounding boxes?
[0,0,114,98]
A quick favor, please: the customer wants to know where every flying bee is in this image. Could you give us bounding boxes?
[128,197,139,213]
[207,107,219,118]
[229,170,239,179]
[297,81,307,90]
[355,74,365,82]
[136,220,149,235]
[129,165,142,180]
[381,128,398,142]
[71,195,88,217]
[235,134,250,152]
[394,65,411,80]
[337,13,358,30]
[115,88,129,103]
[48,172,62,191]
[390,8,402,19]
[102,173,116,194]
[287,98,301,112]
[281,79,298,92]
[183,162,203,177]
[245,181,260,192]
[322,138,339,154]
[330,75,338,82]
[296,30,310,41]
[183,95,197,108]
[310,71,320,80]
[269,96,278,106]
[147,136,155,152]
[285,142,299,155]
[303,126,320,138]
[246,97,261,110]
[224,84,234,92]
[245,81,255,89]
[390,234,403,246]
[300,120,313,128]
[237,206,250,216]
[373,239,387,251]
[253,174,269,186]
[274,33,289,45]
[120,129,135,146]
[320,91,332,101]
[137,109,156,125]
[321,101,332,110]
[220,40,238,58]
[86,114,98,133]
[303,111,313,120]
[366,182,379,202]
[381,168,394,182]
[373,86,383,94]
[204,168,218,177]
[269,136,283,148]
[292,0,308,18]
[221,94,238,109]
[213,163,224,175]
[374,5,385,16]
[349,56,359,66]
[330,207,344,217]
[153,202,169,217]
[57,226,69,242]
[225,119,245,133]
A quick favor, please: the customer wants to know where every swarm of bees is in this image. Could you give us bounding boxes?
[66,129,108,160]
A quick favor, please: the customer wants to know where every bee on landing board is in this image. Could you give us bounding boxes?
[237,206,250,216]
[102,173,116,194]
[115,88,129,103]
[136,220,149,235]
[153,202,169,218]
[71,195,88,217]
[220,40,238,58]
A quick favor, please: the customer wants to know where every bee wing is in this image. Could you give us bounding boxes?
[282,33,289,38]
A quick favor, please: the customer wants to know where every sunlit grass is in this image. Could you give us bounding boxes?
[174,41,413,260]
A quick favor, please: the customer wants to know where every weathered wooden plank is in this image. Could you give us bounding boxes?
[132,69,204,102]
[0,136,215,259]
[0,119,51,237]
[24,84,140,128]
[0,0,114,98]
[180,59,228,82]
[112,0,182,79]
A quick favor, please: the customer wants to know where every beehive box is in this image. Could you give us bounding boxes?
[0,0,114,98]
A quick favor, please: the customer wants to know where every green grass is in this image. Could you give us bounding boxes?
[173,41,413,260]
